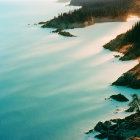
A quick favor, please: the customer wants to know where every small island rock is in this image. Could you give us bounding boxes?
[110,94,129,102]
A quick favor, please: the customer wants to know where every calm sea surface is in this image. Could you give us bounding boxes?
[0,1,140,140]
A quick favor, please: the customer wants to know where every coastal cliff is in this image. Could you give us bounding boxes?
[103,21,140,89]
[113,63,140,89]
[103,32,140,61]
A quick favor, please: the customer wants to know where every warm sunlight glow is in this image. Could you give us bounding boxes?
[127,15,140,22]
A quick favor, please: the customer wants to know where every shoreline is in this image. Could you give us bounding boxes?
[1,1,140,140]
[85,93,140,139]
[39,1,140,139]
[87,112,140,140]
[103,22,140,89]
[39,0,140,30]
[112,63,140,89]
[39,16,126,29]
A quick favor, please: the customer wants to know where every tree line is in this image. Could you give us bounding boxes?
[48,0,132,26]
[123,21,140,59]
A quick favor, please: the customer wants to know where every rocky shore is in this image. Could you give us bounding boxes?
[39,18,95,29]
[103,21,140,89]
[89,112,140,140]
[85,18,140,139]
[52,29,76,37]
[113,63,140,89]
[109,94,129,102]
[103,33,140,61]
[39,16,126,29]
[86,93,140,139]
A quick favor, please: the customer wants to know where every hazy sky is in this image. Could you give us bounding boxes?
[0,0,68,2]
[0,0,57,2]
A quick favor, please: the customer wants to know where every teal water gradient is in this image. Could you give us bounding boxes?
[0,1,140,140]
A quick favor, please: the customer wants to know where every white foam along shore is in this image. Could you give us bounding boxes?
[0,0,140,140]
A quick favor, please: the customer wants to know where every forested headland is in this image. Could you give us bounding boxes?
[39,0,140,29]
[104,21,140,61]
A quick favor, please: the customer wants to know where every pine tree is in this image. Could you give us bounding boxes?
[128,94,140,112]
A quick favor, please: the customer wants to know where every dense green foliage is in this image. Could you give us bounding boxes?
[125,22,140,43]
[121,22,140,60]
[52,29,75,37]
[57,6,124,22]
[127,94,140,112]
[71,0,131,7]
[55,0,130,23]
[104,21,140,60]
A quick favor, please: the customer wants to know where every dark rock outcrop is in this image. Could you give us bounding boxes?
[90,113,140,139]
[52,29,76,37]
[126,107,135,112]
[94,121,112,132]
[110,94,129,102]
[85,129,93,134]
[95,133,107,139]
[113,64,140,89]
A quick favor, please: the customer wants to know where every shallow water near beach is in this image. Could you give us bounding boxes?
[0,0,140,140]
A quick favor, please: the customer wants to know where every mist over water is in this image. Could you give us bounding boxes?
[0,0,140,140]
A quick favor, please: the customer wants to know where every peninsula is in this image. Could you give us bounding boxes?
[39,0,140,29]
